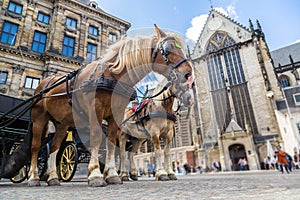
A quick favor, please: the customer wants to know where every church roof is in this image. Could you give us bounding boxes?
[78,0,90,5]
[271,41,300,67]
[192,8,251,55]
[225,118,243,133]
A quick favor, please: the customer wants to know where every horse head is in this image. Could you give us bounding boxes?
[152,24,194,107]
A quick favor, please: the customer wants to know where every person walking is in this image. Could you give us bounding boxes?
[275,146,289,174]
[293,151,299,169]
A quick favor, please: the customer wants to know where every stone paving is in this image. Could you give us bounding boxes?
[0,169,300,200]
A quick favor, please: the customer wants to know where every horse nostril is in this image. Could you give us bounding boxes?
[184,73,191,80]
[181,73,191,83]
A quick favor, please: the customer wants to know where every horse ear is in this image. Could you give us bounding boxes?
[154,24,167,38]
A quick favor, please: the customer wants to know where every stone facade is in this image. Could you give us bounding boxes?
[0,0,130,99]
[191,9,284,171]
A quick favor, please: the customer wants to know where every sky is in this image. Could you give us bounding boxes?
[96,0,300,51]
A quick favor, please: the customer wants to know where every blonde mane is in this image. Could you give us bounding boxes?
[100,33,185,81]
[100,36,154,78]
[151,79,173,107]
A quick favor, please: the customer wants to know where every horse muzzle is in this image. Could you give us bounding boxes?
[180,88,194,107]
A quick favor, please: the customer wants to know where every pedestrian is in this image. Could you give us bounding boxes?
[275,146,289,174]
[273,155,278,170]
[177,162,182,174]
[293,151,299,169]
[212,161,220,172]
[229,159,233,171]
[238,157,247,171]
[285,153,293,172]
[152,164,156,177]
[264,156,273,170]
[183,163,189,174]
[147,163,151,177]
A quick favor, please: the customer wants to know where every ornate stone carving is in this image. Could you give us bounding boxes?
[12,65,25,75]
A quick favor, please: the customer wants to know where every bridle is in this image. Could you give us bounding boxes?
[151,36,188,82]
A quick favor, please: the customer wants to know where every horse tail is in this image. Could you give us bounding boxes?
[0,122,32,179]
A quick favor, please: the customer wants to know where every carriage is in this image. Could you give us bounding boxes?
[0,25,194,187]
[0,93,109,183]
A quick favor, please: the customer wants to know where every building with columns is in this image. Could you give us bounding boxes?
[0,0,130,99]
[190,8,285,171]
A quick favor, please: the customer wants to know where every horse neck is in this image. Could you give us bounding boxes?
[151,94,174,114]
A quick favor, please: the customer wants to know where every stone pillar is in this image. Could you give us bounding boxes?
[78,14,88,59]
[20,3,35,47]
[247,134,260,170]
[50,5,65,53]
[198,148,206,169]
[218,136,226,171]
[10,65,24,97]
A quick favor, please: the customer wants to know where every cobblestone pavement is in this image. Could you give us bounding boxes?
[1,170,300,200]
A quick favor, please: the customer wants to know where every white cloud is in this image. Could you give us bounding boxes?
[226,5,238,20]
[185,6,238,43]
[185,14,208,43]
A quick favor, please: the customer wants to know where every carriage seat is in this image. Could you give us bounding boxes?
[131,100,149,113]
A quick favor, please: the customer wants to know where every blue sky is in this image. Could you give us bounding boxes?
[96,0,300,51]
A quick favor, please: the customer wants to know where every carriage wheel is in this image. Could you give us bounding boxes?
[57,142,78,182]
[10,165,28,183]
[9,143,28,183]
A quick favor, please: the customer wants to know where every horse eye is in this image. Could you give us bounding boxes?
[163,42,173,53]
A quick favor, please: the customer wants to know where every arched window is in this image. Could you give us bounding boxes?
[205,31,258,134]
[279,75,290,88]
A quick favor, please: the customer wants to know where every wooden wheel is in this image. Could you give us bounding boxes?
[10,165,28,183]
[57,142,78,182]
[9,143,28,183]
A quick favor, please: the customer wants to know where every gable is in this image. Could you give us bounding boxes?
[192,9,252,59]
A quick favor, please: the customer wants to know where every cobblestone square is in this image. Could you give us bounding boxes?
[1,170,300,200]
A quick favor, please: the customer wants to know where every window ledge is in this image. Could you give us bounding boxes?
[5,10,22,20]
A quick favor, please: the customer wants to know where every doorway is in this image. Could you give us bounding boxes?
[229,144,246,171]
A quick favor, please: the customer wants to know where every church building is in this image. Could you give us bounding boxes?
[191,9,283,171]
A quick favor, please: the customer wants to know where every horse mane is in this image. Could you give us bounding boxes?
[151,79,173,107]
[100,33,185,79]
[100,36,154,76]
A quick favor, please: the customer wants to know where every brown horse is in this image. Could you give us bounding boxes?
[118,80,181,181]
[24,24,194,187]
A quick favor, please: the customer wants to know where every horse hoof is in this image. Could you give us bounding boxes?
[88,177,107,187]
[106,176,123,185]
[168,174,177,180]
[121,176,130,181]
[28,179,41,187]
[156,175,169,181]
[130,174,138,181]
[47,178,60,186]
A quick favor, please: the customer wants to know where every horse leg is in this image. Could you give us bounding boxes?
[118,130,129,181]
[128,139,142,181]
[164,129,177,180]
[28,111,49,186]
[46,124,68,186]
[87,121,107,187]
[152,134,169,181]
[104,120,122,185]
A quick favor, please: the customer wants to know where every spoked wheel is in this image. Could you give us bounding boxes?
[57,142,78,182]
[10,165,28,183]
[9,143,28,183]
